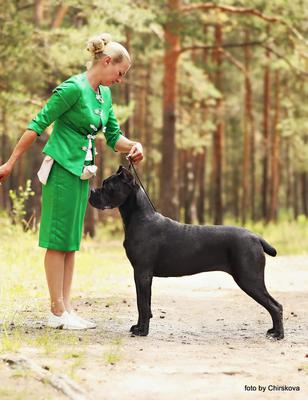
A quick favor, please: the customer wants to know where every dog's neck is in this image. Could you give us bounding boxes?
[119,186,155,230]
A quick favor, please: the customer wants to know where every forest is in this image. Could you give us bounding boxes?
[0,0,307,235]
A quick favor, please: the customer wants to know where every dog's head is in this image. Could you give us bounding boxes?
[89,166,136,210]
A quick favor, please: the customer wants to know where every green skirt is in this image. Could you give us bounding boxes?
[39,161,89,251]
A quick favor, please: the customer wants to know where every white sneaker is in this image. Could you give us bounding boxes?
[69,310,97,329]
[47,311,88,330]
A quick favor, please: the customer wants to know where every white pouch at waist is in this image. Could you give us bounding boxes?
[80,165,97,180]
[37,155,54,185]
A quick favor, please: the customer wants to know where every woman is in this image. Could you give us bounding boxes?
[0,33,143,330]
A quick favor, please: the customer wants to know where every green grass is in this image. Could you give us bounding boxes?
[243,215,308,255]
[0,329,22,353]
[0,215,130,327]
[104,337,123,365]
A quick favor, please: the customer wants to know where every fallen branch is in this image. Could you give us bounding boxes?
[1,355,89,400]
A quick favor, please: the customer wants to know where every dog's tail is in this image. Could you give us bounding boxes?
[259,238,277,257]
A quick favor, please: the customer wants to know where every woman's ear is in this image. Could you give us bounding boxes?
[103,55,112,65]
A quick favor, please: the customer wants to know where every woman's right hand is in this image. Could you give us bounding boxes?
[0,162,13,184]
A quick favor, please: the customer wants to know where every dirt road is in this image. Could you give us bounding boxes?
[1,255,308,399]
[78,254,308,400]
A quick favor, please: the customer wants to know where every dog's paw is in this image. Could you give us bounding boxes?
[266,328,284,340]
[130,325,149,336]
[130,324,139,332]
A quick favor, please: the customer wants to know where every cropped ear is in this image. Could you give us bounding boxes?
[120,166,136,187]
[116,165,123,174]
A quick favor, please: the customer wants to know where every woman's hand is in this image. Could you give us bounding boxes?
[0,162,13,185]
[0,129,37,186]
[114,136,144,164]
[127,142,143,164]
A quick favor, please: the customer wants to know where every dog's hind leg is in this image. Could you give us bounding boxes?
[130,269,153,336]
[234,276,283,339]
[232,259,284,340]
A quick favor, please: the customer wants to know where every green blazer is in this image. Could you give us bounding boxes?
[28,72,123,177]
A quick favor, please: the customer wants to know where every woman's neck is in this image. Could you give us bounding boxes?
[86,68,101,92]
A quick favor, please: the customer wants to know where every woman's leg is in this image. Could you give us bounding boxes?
[63,251,75,312]
[44,249,66,316]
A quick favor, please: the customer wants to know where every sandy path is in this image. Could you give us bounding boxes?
[78,255,308,400]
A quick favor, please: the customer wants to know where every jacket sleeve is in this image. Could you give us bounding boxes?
[104,104,124,151]
[27,80,80,136]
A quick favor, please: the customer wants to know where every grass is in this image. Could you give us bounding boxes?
[0,214,131,328]
[104,337,123,365]
[243,215,308,255]
[0,329,22,353]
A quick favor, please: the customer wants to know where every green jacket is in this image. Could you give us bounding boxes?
[28,72,123,177]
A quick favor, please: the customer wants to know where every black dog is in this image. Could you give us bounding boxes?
[89,166,284,340]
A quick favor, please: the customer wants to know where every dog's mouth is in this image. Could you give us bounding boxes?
[89,188,112,210]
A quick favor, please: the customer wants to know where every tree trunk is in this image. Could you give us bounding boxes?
[84,203,96,238]
[51,3,69,29]
[196,148,206,224]
[124,28,132,139]
[268,70,280,222]
[144,63,153,196]
[34,0,44,26]
[95,136,105,223]
[212,24,224,225]
[301,172,308,216]
[241,32,252,225]
[0,107,9,209]
[178,149,185,220]
[232,162,240,221]
[293,172,299,219]
[244,30,256,223]
[184,149,195,224]
[262,40,271,221]
[301,135,308,216]
[160,0,180,218]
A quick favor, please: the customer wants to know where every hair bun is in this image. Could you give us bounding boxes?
[87,33,112,55]
[99,33,112,46]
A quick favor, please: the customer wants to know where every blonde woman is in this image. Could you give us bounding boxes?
[0,33,143,330]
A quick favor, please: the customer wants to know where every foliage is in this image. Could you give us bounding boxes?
[8,180,35,228]
[0,0,307,224]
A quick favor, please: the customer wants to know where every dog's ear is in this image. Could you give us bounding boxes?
[116,165,123,174]
[119,167,135,187]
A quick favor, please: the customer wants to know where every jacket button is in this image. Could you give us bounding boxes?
[96,94,104,103]
[102,127,106,133]
[90,124,98,131]
[94,109,100,115]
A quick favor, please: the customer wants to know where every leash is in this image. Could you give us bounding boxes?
[126,156,157,212]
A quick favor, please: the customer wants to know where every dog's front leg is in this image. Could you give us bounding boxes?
[130,270,153,336]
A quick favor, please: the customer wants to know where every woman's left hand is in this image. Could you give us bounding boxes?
[128,142,143,164]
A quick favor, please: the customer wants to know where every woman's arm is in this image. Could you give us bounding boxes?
[0,129,37,183]
[114,135,143,164]
[0,80,80,184]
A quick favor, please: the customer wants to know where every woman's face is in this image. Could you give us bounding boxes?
[99,56,130,86]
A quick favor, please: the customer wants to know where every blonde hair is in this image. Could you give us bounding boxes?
[86,33,131,69]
